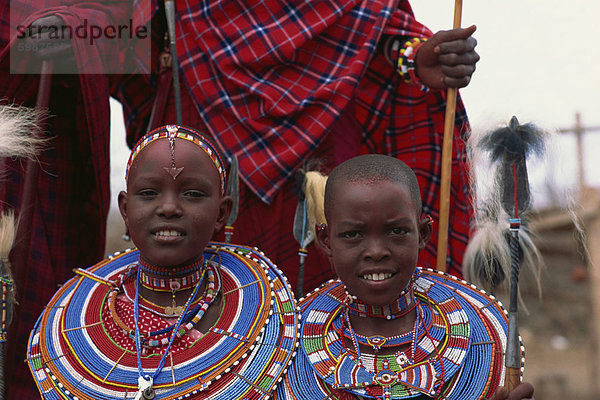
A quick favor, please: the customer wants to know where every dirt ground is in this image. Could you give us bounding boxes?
[104,207,598,400]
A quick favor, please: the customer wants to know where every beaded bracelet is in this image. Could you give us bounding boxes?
[396,37,429,91]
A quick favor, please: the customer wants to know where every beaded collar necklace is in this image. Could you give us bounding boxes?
[134,264,202,399]
[138,257,206,316]
[138,257,204,291]
[110,261,221,345]
[337,305,424,352]
[345,281,416,320]
[295,272,480,399]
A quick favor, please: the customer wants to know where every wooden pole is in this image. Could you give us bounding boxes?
[164,0,182,125]
[11,59,53,275]
[436,0,463,272]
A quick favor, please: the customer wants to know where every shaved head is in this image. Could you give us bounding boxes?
[324,154,422,220]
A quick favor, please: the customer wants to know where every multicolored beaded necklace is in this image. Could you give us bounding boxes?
[345,283,416,320]
[134,263,203,399]
[138,257,206,316]
[110,261,221,345]
[343,302,450,400]
[28,244,300,400]
[276,268,514,400]
[337,306,421,353]
[341,283,418,353]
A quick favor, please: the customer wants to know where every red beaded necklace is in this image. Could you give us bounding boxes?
[344,281,416,320]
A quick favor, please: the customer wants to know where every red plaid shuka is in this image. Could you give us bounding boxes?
[124,0,472,290]
[0,1,137,398]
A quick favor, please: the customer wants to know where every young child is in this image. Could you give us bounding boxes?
[27,125,299,400]
[275,154,534,400]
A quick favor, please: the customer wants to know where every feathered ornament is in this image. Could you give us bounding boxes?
[464,117,546,292]
[292,170,327,298]
[0,103,47,160]
[0,102,48,397]
[464,116,547,391]
[0,211,16,329]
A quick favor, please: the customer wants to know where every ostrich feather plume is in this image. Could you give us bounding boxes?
[0,103,47,159]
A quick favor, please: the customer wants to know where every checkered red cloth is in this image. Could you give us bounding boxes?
[0,2,132,398]
[130,0,434,203]
[124,0,472,284]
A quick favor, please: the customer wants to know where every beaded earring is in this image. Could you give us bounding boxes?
[316,223,327,232]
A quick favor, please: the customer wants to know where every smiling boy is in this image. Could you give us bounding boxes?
[276,154,534,400]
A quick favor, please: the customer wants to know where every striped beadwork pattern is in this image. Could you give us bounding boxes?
[275,268,521,400]
[27,242,299,399]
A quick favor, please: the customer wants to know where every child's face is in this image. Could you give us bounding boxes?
[317,179,431,306]
[118,139,231,267]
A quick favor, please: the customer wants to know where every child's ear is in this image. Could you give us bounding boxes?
[118,191,130,229]
[315,224,333,258]
[418,215,433,250]
[214,195,234,233]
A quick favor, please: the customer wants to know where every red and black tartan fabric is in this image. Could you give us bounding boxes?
[124,0,472,290]
[0,1,135,398]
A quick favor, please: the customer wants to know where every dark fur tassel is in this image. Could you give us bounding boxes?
[464,116,546,294]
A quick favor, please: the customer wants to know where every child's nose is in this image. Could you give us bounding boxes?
[363,237,390,261]
[157,193,182,217]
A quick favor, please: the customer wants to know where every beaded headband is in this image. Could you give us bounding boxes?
[125,125,227,195]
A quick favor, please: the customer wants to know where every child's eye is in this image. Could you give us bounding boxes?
[390,227,409,236]
[183,190,204,198]
[340,231,361,239]
[138,189,157,197]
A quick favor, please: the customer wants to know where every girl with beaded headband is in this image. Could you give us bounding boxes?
[275,154,534,400]
[27,125,299,400]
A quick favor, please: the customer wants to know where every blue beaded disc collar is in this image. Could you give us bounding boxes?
[27,243,299,400]
[276,268,517,400]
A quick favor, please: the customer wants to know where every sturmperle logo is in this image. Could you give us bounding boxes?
[9,1,152,75]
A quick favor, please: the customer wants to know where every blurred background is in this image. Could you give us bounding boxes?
[106,2,600,399]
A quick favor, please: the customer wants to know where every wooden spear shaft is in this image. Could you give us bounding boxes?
[164,0,182,126]
[436,0,463,272]
[11,59,53,281]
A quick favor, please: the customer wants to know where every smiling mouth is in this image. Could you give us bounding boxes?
[153,230,184,237]
[360,272,394,281]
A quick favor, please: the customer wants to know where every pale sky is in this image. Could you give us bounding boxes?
[110,1,600,209]
[411,0,600,205]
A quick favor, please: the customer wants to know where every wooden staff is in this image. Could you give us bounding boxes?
[436,0,463,272]
[10,59,53,286]
[164,0,182,125]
